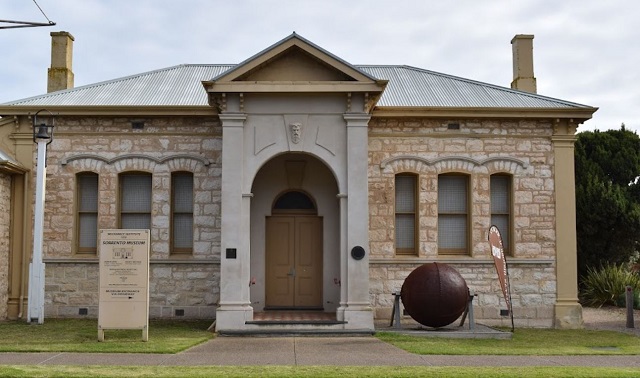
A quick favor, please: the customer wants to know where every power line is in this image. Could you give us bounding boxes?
[0,0,56,29]
[32,0,54,24]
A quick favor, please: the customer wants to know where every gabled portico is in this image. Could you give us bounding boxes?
[207,34,387,331]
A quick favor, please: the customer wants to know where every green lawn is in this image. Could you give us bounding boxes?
[1,366,639,378]
[377,328,640,355]
[1,319,638,356]
[0,319,213,353]
[1,320,640,377]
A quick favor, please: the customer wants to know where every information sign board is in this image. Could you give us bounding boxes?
[98,229,150,341]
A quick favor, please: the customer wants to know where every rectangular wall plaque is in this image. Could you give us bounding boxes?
[226,248,237,259]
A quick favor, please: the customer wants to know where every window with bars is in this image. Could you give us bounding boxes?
[395,174,418,255]
[77,173,98,254]
[171,172,194,254]
[438,174,469,255]
[119,173,151,230]
[491,174,511,255]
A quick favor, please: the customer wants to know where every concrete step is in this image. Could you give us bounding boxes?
[217,327,375,337]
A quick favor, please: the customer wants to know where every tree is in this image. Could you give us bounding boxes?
[575,125,640,282]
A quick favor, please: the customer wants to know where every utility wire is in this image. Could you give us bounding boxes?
[32,0,54,24]
[0,0,55,29]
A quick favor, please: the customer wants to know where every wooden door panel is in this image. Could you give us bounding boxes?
[265,217,295,307]
[265,215,322,309]
[296,276,316,306]
[294,217,322,307]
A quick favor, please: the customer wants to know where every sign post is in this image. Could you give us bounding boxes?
[98,229,150,342]
[488,225,514,332]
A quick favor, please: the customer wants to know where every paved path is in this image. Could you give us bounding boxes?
[1,337,639,367]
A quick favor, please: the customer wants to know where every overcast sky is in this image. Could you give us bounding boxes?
[1,0,638,133]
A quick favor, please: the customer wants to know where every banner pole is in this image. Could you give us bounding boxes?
[505,256,515,332]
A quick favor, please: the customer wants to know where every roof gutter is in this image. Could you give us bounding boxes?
[0,161,28,174]
[0,105,217,117]
[371,106,598,123]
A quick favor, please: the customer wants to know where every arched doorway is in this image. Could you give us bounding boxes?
[265,191,323,309]
[250,153,340,313]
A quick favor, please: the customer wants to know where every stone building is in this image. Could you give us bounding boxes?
[0,32,596,331]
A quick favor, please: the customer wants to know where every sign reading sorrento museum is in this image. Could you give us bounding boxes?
[98,229,150,342]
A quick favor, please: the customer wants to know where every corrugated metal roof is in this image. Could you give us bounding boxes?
[0,147,23,166]
[359,66,591,109]
[0,147,27,173]
[1,64,591,109]
[0,149,17,164]
[3,64,233,107]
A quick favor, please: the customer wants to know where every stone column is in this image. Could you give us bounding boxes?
[215,112,253,330]
[343,113,374,330]
[10,125,35,320]
[552,120,583,329]
[336,193,348,322]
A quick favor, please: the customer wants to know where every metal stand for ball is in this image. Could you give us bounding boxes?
[390,292,402,329]
[459,291,477,330]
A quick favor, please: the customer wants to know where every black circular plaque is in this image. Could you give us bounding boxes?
[351,246,366,260]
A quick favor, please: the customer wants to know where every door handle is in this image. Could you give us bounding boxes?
[287,267,296,277]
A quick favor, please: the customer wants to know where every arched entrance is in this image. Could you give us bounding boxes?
[249,153,340,313]
[265,191,322,309]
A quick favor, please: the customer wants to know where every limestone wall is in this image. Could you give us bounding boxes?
[42,116,221,260]
[0,173,11,319]
[39,116,222,318]
[31,114,560,324]
[368,118,557,327]
[370,262,555,327]
[44,263,219,319]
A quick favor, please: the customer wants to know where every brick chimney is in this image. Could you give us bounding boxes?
[48,31,75,93]
[510,34,537,93]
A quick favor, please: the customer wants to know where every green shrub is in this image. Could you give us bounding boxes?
[580,263,640,308]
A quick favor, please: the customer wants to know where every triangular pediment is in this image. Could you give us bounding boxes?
[235,46,355,82]
[203,33,387,95]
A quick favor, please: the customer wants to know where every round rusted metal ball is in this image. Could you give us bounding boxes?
[400,263,469,328]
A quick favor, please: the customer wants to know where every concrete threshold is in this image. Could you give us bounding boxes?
[246,320,347,325]
[218,329,375,337]
[217,328,376,337]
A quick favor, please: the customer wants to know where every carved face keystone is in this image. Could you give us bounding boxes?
[290,123,302,144]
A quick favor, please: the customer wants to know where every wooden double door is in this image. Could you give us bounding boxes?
[265,215,323,309]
